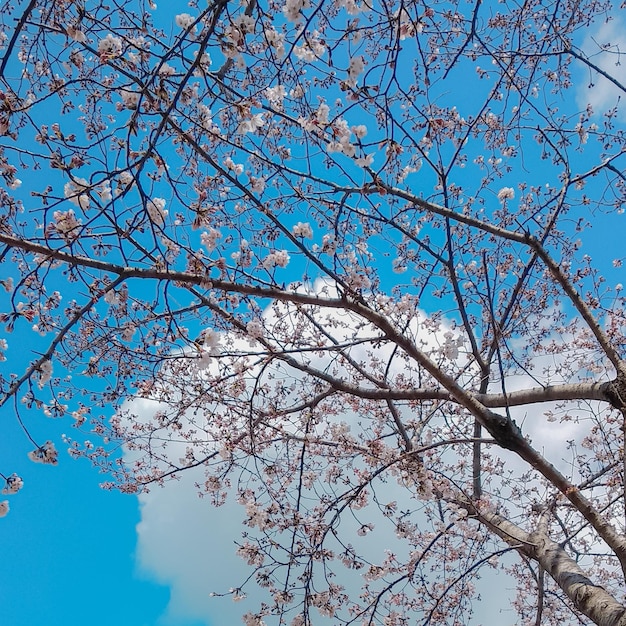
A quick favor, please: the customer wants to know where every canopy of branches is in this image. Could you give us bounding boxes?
[1,0,626,624]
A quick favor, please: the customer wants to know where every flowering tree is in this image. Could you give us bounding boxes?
[2,0,626,623]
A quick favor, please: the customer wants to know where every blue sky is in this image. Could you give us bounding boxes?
[2,3,626,626]
[0,445,173,626]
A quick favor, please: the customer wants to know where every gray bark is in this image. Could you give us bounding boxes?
[473,505,626,626]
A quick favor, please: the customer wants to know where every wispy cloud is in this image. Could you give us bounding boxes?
[576,18,626,119]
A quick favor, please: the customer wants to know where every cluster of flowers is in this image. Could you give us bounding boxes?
[2,474,23,494]
[28,440,58,465]
[262,250,290,269]
[51,210,82,242]
[299,104,373,165]
[38,359,53,389]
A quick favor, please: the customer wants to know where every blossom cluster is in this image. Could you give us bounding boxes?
[262,250,290,269]
[28,440,58,465]
[2,474,23,494]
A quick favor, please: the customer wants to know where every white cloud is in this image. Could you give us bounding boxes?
[121,286,605,624]
[135,469,253,625]
[576,18,626,119]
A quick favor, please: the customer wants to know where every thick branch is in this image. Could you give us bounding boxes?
[473,505,626,626]
[347,299,626,575]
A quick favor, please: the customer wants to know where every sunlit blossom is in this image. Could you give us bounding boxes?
[66,25,87,43]
[292,222,313,238]
[263,250,290,269]
[355,153,374,168]
[175,13,196,31]
[97,34,122,58]
[497,186,515,202]
[265,85,286,108]
[237,112,264,134]
[146,197,167,226]
[224,157,244,175]
[28,440,58,465]
[351,124,367,138]
[200,228,222,251]
[64,178,90,210]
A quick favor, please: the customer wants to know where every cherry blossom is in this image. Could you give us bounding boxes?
[200,228,222,252]
[146,198,167,226]
[175,13,195,31]
[245,319,264,339]
[262,250,290,269]
[497,186,515,202]
[28,441,58,465]
[355,153,374,168]
[63,178,90,210]
[291,222,313,238]
[97,34,122,59]
[236,113,264,135]
[2,3,626,626]
[2,474,23,494]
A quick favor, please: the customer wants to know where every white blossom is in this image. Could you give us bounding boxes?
[341,142,356,157]
[201,329,221,351]
[351,124,367,138]
[264,27,285,57]
[104,289,120,305]
[349,55,365,78]
[119,89,140,109]
[263,250,290,269]
[117,171,135,191]
[246,319,264,339]
[357,522,374,536]
[234,14,255,34]
[292,222,313,238]
[52,210,82,241]
[355,153,374,168]
[294,31,325,60]
[98,181,112,202]
[0,500,8,517]
[175,13,196,31]
[193,50,212,76]
[121,323,136,342]
[497,186,515,202]
[250,177,266,193]
[224,157,244,175]
[237,113,264,135]
[242,612,266,626]
[265,84,287,108]
[28,440,58,465]
[237,542,265,567]
[282,0,310,22]
[66,25,87,43]
[316,103,331,124]
[38,359,53,388]
[200,228,222,251]
[64,177,90,210]
[146,197,167,226]
[98,34,122,58]
[158,63,176,76]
